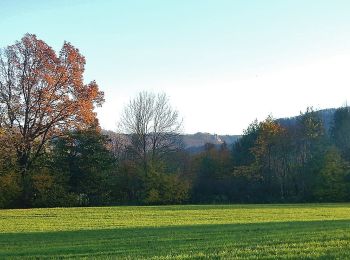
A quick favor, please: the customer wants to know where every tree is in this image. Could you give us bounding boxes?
[232,119,259,166]
[0,34,104,204]
[250,116,288,201]
[0,127,18,175]
[313,147,349,201]
[117,92,185,204]
[119,91,183,173]
[50,129,115,206]
[191,142,233,203]
[331,106,350,161]
[0,127,21,208]
[294,107,325,199]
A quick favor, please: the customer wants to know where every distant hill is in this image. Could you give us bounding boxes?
[182,133,240,148]
[277,108,336,132]
[182,133,241,153]
[183,108,340,153]
[102,107,341,154]
[101,130,241,154]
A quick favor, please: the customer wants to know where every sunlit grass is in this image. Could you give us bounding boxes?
[1,204,350,259]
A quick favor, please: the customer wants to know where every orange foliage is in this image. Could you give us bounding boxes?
[0,34,104,171]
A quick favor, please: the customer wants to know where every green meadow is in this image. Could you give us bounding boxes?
[1,204,350,259]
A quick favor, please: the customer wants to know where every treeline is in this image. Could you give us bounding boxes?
[0,34,349,208]
[1,106,350,208]
[193,107,350,203]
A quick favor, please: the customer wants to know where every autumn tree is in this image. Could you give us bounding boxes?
[0,34,104,204]
[250,116,288,200]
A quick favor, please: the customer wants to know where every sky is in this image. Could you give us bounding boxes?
[1,0,350,134]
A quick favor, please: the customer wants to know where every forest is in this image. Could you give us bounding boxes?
[1,34,350,208]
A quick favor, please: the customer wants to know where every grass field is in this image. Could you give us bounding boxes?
[1,204,350,259]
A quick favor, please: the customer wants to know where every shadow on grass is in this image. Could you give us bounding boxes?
[1,219,350,259]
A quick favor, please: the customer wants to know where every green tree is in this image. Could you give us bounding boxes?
[232,120,259,166]
[331,106,350,161]
[313,147,349,201]
[191,142,233,203]
[0,128,21,208]
[143,161,189,204]
[294,107,326,200]
[51,129,115,206]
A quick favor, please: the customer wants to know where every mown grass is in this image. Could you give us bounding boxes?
[0,204,350,259]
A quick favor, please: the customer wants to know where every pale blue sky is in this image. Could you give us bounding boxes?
[1,1,350,134]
